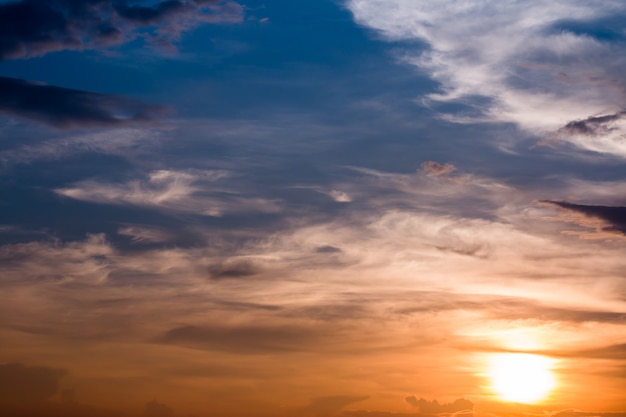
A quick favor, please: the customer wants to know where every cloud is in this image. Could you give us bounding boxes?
[552,410,626,417]
[345,411,473,417]
[346,0,626,156]
[420,161,456,178]
[0,0,243,60]
[55,169,282,216]
[0,76,166,128]
[0,128,161,167]
[405,397,473,414]
[298,395,370,417]
[548,111,626,157]
[157,324,321,353]
[117,225,175,244]
[144,399,175,417]
[208,259,260,279]
[0,362,66,407]
[541,200,626,238]
[0,233,113,285]
[573,343,626,360]
[0,1,242,130]
[328,189,352,203]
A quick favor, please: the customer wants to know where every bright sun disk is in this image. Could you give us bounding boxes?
[488,353,556,403]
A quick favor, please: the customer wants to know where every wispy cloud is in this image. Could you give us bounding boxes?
[346,0,626,155]
[55,169,282,216]
[0,127,161,167]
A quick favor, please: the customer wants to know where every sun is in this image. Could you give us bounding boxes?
[488,353,556,403]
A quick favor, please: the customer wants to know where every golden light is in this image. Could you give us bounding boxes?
[488,353,556,403]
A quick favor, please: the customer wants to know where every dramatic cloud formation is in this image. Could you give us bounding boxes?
[0,77,165,127]
[347,0,626,155]
[0,0,242,60]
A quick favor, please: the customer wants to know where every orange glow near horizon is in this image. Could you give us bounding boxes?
[488,353,556,404]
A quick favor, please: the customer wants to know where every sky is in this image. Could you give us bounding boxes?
[1,1,626,416]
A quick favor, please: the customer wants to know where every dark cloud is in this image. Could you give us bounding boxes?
[0,76,166,128]
[157,324,319,353]
[0,362,66,407]
[405,397,473,414]
[208,259,260,279]
[299,395,369,417]
[0,363,122,416]
[315,245,342,254]
[0,0,241,129]
[144,399,175,417]
[0,0,242,60]
[556,111,626,137]
[541,200,626,235]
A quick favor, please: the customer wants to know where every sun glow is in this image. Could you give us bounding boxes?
[488,354,556,403]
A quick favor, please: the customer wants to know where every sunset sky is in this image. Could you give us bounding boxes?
[1,1,626,416]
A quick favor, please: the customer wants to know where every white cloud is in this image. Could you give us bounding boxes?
[347,0,626,155]
[56,169,281,216]
[328,189,352,203]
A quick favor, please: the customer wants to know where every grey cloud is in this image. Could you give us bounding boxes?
[208,259,260,279]
[345,411,472,417]
[157,324,320,353]
[0,362,66,406]
[299,395,370,417]
[556,111,626,137]
[144,399,175,417]
[0,0,242,60]
[420,161,456,178]
[315,245,342,253]
[405,397,473,414]
[0,76,166,128]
